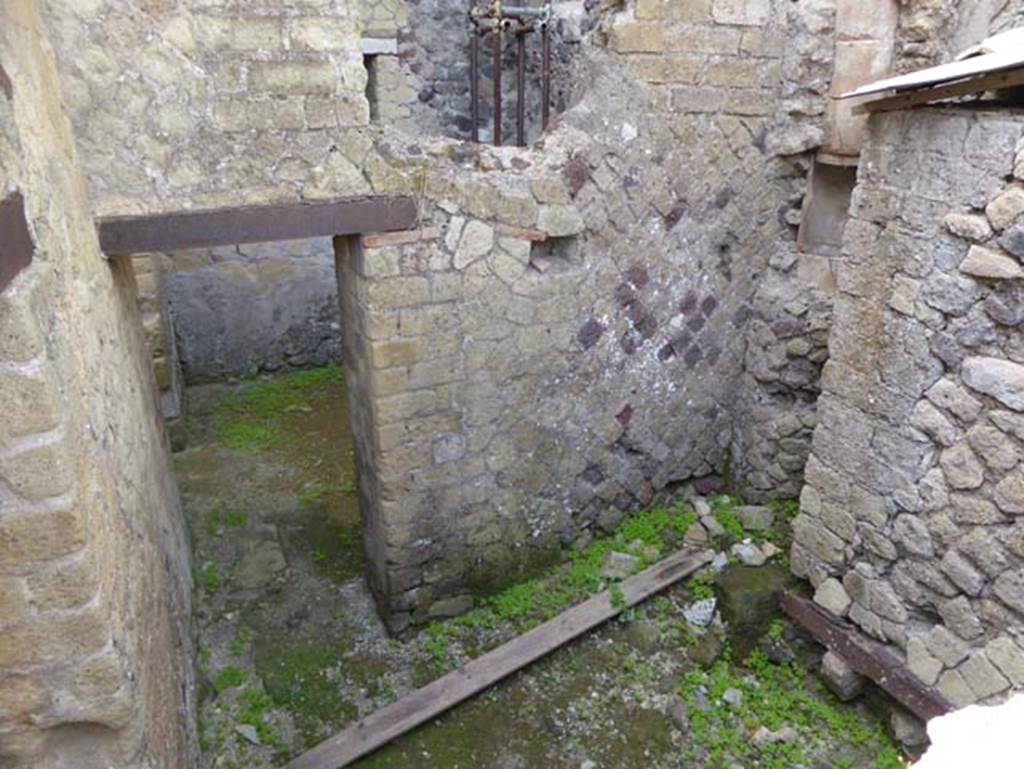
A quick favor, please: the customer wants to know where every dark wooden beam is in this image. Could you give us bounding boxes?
[853,67,1024,115]
[96,197,418,256]
[284,548,715,769]
[1,192,34,293]
[781,593,951,721]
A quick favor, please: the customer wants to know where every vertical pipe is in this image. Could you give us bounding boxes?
[470,28,480,143]
[492,25,502,146]
[516,30,526,147]
[541,21,551,131]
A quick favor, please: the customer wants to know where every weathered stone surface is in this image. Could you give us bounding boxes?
[985,637,1024,686]
[600,551,641,580]
[453,219,495,269]
[938,596,984,641]
[909,400,958,446]
[945,213,994,243]
[893,514,934,558]
[994,569,1024,616]
[813,578,851,616]
[986,186,1024,231]
[939,443,985,490]
[966,424,1019,471]
[962,357,1024,412]
[731,541,767,566]
[821,651,865,701]
[735,505,775,531]
[937,668,975,708]
[926,625,969,667]
[906,636,942,686]
[891,709,927,748]
[926,379,982,421]
[940,550,986,597]
[959,245,1024,280]
[959,652,1010,700]
[994,470,1024,514]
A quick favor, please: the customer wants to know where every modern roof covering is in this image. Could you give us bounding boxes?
[839,27,1024,110]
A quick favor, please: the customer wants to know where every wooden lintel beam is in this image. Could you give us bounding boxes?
[96,197,418,256]
[284,548,715,769]
[853,67,1024,115]
[781,594,951,721]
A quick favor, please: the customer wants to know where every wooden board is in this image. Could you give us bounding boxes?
[853,68,1024,115]
[96,197,418,256]
[285,548,715,769]
[781,594,951,721]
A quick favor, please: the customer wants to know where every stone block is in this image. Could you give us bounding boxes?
[0,369,60,444]
[937,596,983,641]
[537,205,584,238]
[940,550,986,597]
[0,674,47,722]
[995,470,1024,514]
[986,186,1024,231]
[813,577,851,616]
[369,339,425,370]
[364,276,430,309]
[25,552,101,610]
[712,0,771,26]
[821,651,865,701]
[936,668,975,708]
[925,378,982,421]
[926,625,968,667]
[962,357,1024,412]
[985,637,1024,686]
[944,213,993,243]
[0,293,43,363]
[959,652,1010,700]
[453,220,494,269]
[994,569,1024,615]
[939,443,984,490]
[0,435,73,501]
[609,22,664,53]
[892,514,934,558]
[0,603,109,668]
[194,15,281,50]
[0,508,86,566]
[906,637,942,686]
[212,99,306,132]
[0,578,28,624]
[289,17,360,51]
[959,245,1024,280]
[249,61,338,95]
[966,424,1018,471]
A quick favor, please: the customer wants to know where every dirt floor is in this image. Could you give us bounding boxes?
[175,365,911,769]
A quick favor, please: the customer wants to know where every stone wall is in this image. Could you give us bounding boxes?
[0,2,194,767]
[792,107,1024,710]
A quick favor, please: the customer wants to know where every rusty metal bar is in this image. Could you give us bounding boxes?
[516,31,526,146]
[492,24,502,146]
[469,1,480,142]
[541,20,551,130]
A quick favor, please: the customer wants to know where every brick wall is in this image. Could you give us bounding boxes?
[793,108,1024,710]
[0,3,193,766]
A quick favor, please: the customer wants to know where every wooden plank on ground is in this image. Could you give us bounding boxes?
[284,547,715,769]
[853,68,1024,115]
[781,593,951,721]
[96,197,418,256]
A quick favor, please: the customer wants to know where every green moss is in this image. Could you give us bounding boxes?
[211,364,344,453]
[688,569,716,601]
[214,666,247,691]
[201,563,221,593]
[204,503,249,536]
[679,648,907,769]
[230,626,253,658]
[236,688,283,748]
[256,641,360,748]
[711,495,745,542]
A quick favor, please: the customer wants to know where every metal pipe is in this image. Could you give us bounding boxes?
[500,5,548,17]
[470,1,480,142]
[516,31,526,146]
[492,24,502,145]
[541,21,551,131]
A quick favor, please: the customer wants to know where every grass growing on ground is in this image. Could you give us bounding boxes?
[418,505,700,668]
[679,647,906,769]
[212,365,344,452]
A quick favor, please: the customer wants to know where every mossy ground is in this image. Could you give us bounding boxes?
[177,366,907,769]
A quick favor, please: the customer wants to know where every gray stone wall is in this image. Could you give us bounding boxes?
[792,107,1024,709]
[161,240,341,382]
